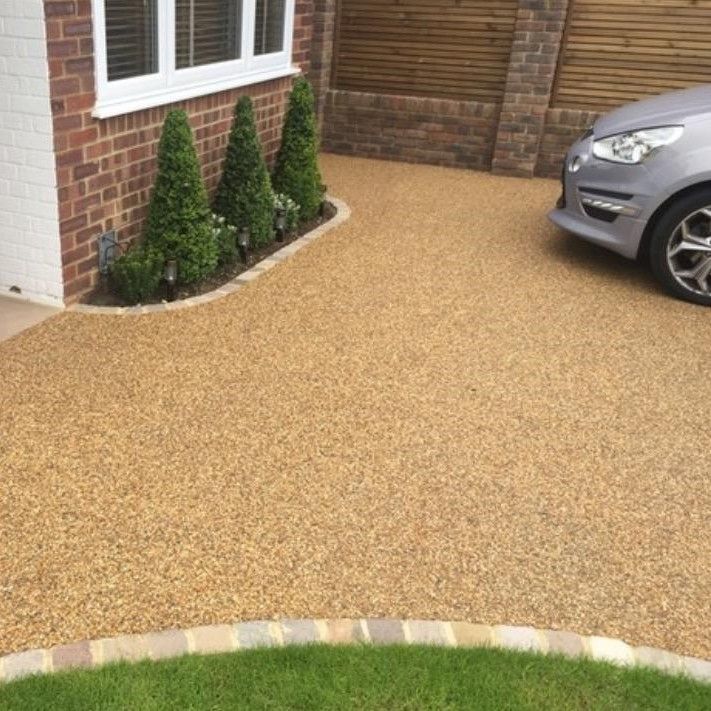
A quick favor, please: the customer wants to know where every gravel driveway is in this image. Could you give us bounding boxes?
[0,155,709,658]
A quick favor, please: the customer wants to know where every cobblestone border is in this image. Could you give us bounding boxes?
[68,196,351,315]
[1,619,709,684]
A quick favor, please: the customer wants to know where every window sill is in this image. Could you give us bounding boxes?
[92,65,301,119]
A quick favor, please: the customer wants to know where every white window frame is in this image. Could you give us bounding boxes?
[92,0,298,119]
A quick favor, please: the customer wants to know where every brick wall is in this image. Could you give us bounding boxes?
[309,0,336,128]
[322,91,500,171]
[310,0,575,178]
[491,0,569,177]
[0,0,63,304]
[44,0,313,303]
[535,108,601,178]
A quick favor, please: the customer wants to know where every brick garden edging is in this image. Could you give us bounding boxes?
[1,618,709,684]
[68,196,350,315]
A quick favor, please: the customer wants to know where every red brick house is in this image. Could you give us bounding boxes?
[0,0,313,305]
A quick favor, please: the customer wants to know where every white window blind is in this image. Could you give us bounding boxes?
[254,0,285,55]
[105,0,158,81]
[175,0,242,69]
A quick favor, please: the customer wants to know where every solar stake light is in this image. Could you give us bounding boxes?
[237,226,250,264]
[164,258,178,301]
[275,206,287,242]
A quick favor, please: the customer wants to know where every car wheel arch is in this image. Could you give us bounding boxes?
[637,179,711,261]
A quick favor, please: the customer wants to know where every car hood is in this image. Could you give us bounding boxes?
[594,84,711,137]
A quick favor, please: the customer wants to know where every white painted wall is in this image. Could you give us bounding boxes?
[0,0,63,305]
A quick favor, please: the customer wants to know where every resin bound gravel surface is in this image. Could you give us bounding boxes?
[0,155,709,659]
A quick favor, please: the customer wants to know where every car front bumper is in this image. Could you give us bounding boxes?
[547,134,658,260]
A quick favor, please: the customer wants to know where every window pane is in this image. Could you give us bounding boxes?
[254,0,285,55]
[176,0,242,69]
[106,0,158,81]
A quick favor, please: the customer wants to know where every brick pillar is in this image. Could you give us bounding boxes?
[309,0,337,130]
[491,0,569,177]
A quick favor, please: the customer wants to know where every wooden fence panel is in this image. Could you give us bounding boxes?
[331,0,519,103]
[553,0,711,110]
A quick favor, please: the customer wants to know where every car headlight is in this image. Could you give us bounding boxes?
[592,126,683,164]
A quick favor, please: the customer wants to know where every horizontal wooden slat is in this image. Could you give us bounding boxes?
[553,0,711,109]
[332,0,517,102]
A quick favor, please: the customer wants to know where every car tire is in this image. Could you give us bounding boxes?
[649,188,711,306]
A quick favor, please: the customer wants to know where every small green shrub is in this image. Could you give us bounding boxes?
[211,213,239,265]
[214,96,274,248]
[143,110,218,284]
[272,78,324,222]
[272,192,300,232]
[109,246,163,305]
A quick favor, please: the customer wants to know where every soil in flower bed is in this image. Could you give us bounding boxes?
[85,202,337,307]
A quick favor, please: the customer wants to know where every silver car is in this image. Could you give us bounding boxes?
[548,85,711,306]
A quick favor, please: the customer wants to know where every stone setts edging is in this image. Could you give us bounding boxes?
[1,619,709,684]
[69,196,351,315]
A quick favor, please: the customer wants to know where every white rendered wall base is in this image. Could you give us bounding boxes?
[0,0,63,304]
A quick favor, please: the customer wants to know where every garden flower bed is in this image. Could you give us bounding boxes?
[86,201,337,307]
[85,78,325,308]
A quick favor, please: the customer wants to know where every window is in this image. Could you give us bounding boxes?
[92,0,297,118]
[176,0,242,69]
[106,0,158,80]
[254,0,285,56]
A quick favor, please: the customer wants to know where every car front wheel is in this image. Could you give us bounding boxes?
[650,188,711,306]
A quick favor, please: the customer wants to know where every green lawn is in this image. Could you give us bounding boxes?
[0,644,708,710]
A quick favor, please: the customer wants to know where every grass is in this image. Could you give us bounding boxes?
[0,644,708,710]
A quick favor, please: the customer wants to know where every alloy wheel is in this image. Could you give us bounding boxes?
[666,206,711,296]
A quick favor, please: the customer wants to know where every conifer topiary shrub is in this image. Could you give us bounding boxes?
[272,78,324,222]
[211,213,239,265]
[213,96,274,248]
[109,246,163,305]
[144,110,217,284]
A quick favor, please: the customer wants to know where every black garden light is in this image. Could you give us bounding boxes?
[164,258,178,301]
[237,226,250,264]
[275,206,287,242]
